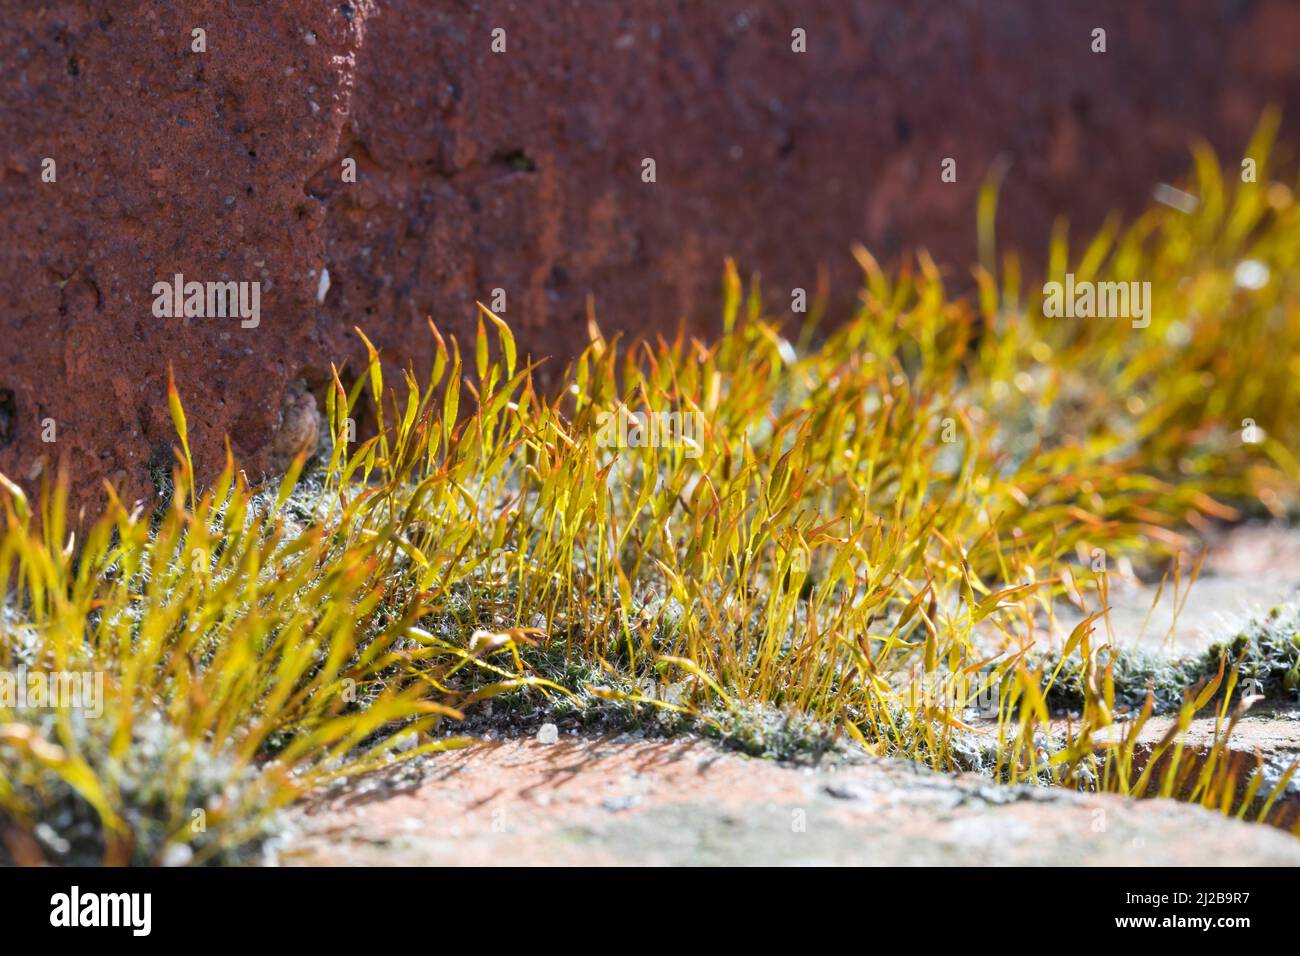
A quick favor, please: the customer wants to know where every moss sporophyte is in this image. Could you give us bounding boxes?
[2,114,1299,861]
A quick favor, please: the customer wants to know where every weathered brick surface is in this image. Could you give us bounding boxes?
[284,735,1300,865]
[3,1,1300,513]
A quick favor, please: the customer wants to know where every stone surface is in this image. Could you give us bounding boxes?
[282,735,1300,865]
[4,2,1300,513]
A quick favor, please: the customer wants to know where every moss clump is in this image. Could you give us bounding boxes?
[0,709,272,866]
[3,119,1299,860]
[1196,604,1300,701]
[1039,603,1300,716]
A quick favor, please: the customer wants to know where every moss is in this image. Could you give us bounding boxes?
[3,124,1299,860]
[1195,603,1300,702]
[0,709,272,866]
[1039,603,1300,716]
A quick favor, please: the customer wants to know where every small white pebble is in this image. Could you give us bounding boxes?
[1152,183,1199,214]
[317,267,330,303]
[1234,259,1269,290]
[536,722,559,745]
[161,843,193,867]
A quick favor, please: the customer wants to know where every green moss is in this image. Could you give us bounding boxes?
[1039,603,1300,716]
[3,120,1299,860]
[0,709,272,866]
